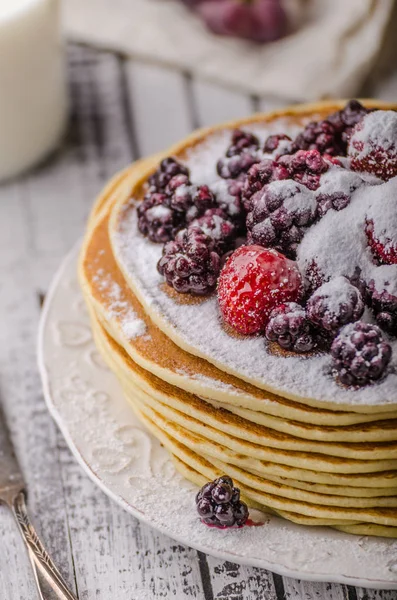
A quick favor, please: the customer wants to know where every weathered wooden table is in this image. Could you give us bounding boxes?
[1,44,396,600]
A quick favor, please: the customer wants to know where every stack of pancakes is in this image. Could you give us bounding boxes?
[79,101,397,538]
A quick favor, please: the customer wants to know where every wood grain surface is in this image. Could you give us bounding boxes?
[1,44,396,600]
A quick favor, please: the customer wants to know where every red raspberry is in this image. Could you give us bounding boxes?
[348,111,397,181]
[217,245,303,335]
[365,219,397,265]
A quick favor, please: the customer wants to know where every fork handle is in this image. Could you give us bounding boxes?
[12,492,78,600]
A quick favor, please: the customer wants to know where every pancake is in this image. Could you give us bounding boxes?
[89,311,397,462]
[108,100,397,412]
[79,99,397,537]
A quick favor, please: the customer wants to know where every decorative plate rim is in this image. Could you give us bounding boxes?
[37,244,397,590]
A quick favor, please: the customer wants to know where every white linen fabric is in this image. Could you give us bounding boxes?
[62,0,394,102]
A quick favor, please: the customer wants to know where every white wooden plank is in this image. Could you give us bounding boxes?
[0,506,39,600]
[0,267,78,599]
[205,557,278,600]
[281,578,350,600]
[356,589,397,600]
[124,60,192,157]
[192,79,252,127]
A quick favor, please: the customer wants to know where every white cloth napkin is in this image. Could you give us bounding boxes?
[62,0,394,102]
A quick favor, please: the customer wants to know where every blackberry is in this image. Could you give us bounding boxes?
[137,192,180,243]
[211,179,245,226]
[246,180,317,259]
[307,276,365,337]
[368,281,397,336]
[277,149,329,191]
[226,129,259,157]
[217,152,259,180]
[191,208,236,254]
[263,134,292,154]
[242,159,289,206]
[315,170,365,218]
[331,321,392,387]
[328,100,371,146]
[290,120,344,156]
[195,476,249,528]
[265,302,318,353]
[170,180,217,223]
[148,157,189,192]
[157,226,221,295]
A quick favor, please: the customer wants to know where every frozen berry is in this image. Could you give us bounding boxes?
[148,157,189,192]
[315,169,365,217]
[328,100,371,147]
[242,158,289,206]
[265,302,318,352]
[191,208,236,254]
[349,111,397,181]
[368,278,397,336]
[331,321,392,387]
[307,276,365,337]
[217,152,259,179]
[138,192,180,243]
[217,245,303,335]
[277,149,329,191]
[226,129,259,157]
[196,476,249,528]
[158,226,221,295]
[171,182,217,222]
[366,219,397,266]
[291,120,345,156]
[263,133,292,154]
[246,180,317,259]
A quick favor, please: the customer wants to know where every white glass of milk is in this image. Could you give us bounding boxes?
[0,0,67,181]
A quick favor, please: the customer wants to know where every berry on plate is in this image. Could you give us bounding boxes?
[349,111,397,181]
[196,476,249,528]
[217,245,303,335]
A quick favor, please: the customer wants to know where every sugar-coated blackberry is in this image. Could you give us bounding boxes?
[263,134,292,154]
[331,321,392,387]
[307,276,365,337]
[195,476,249,528]
[246,180,317,259]
[148,157,189,192]
[265,302,318,353]
[191,208,236,254]
[242,159,290,207]
[277,149,329,191]
[157,226,221,295]
[226,129,260,157]
[217,152,259,180]
[328,100,371,146]
[368,281,397,337]
[137,192,180,243]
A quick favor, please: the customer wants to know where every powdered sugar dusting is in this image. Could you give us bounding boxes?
[94,271,147,341]
[110,121,397,407]
[350,111,397,159]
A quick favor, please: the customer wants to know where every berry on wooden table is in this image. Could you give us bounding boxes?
[217,245,303,335]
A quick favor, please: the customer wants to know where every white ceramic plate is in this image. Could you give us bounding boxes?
[38,246,397,590]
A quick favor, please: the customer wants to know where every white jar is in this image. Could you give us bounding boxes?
[0,0,67,181]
